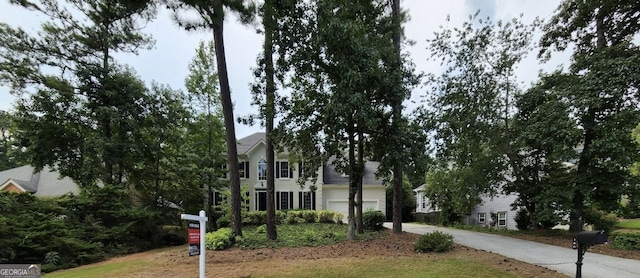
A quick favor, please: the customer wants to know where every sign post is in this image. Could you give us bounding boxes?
[181,210,208,278]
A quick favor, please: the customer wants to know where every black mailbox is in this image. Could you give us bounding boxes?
[576,230,608,245]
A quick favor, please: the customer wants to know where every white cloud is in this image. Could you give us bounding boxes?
[0,0,571,138]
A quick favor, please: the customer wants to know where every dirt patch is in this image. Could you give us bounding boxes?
[104,231,567,278]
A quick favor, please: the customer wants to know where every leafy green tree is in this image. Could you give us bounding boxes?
[0,0,156,188]
[424,14,538,221]
[0,111,24,171]
[539,0,640,231]
[166,0,256,236]
[274,0,408,240]
[184,40,227,231]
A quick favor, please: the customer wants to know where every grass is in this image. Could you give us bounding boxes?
[261,257,516,278]
[45,261,153,278]
[236,223,384,249]
[614,219,640,230]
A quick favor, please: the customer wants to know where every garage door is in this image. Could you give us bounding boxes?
[326,200,379,222]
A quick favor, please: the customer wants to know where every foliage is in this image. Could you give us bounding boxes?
[317,210,343,224]
[0,111,24,171]
[610,232,640,251]
[413,231,454,253]
[538,0,640,231]
[235,223,382,249]
[583,208,618,233]
[0,189,165,273]
[362,210,385,231]
[242,210,285,225]
[205,228,235,250]
[514,209,531,231]
[424,15,539,227]
[0,0,157,188]
[285,210,318,224]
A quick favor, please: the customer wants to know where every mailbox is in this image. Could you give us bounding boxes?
[576,230,608,245]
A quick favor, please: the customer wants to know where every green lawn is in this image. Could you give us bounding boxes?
[45,261,153,278]
[615,219,640,230]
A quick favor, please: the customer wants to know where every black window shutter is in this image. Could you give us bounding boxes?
[276,192,280,210]
[299,192,303,209]
[276,162,280,178]
[255,192,258,211]
[298,162,302,178]
[289,166,293,179]
[246,162,250,178]
[312,192,316,210]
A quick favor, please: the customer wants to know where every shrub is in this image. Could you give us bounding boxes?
[362,210,385,231]
[414,231,454,253]
[515,209,531,231]
[317,210,335,223]
[583,208,618,232]
[611,232,640,250]
[216,215,230,228]
[205,228,235,250]
[243,211,267,225]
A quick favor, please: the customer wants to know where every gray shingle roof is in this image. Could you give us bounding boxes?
[0,165,79,197]
[237,132,266,155]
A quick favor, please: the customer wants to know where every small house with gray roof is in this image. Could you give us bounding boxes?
[0,165,78,197]
[230,132,386,221]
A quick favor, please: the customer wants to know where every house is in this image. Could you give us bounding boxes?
[229,132,386,221]
[0,165,79,197]
[414,185,518,230]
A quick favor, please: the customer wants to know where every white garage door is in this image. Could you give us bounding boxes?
[326,200,379,222]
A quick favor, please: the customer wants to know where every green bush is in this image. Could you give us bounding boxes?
[216,215,230,228]
[316,210,343,224]
[583,208,618,232]
[611,232,640,250]
[514,209,531,231]
[205,228,235,250]
[362,210,385,231]
[414,231,454,253]
[243,211,267,225]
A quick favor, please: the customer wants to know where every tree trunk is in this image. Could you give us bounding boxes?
[212,4,242,236]
[356,131,364,234]
[391,0,403,235]
[348,121,357,241]
[264,0,277,240]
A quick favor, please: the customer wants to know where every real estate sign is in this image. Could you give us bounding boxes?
[188,222,200,256]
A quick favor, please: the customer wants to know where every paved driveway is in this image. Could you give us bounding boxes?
[384,222,640,278]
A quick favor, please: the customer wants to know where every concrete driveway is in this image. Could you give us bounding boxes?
[384,222,640,278]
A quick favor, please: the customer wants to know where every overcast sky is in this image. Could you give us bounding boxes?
[0,0,567,139]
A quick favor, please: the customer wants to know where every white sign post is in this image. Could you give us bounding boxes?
[181,210,208,278]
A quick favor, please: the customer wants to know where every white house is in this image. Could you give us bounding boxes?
[414,185,519,230]
[225,132,386,221]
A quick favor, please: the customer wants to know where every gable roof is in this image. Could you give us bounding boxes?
[0,165,79,197]
[237,132,266,155]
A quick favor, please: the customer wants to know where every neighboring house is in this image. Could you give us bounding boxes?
[414,185,518,230]
[226,132,386,221]
[0,165,79,197]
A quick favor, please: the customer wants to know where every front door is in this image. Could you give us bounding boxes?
[255,190,267,211]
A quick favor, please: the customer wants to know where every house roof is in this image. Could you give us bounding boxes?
[413,184,425,192]
[0,165,79,197]
[322,157,383,185]
[237,132,266,155]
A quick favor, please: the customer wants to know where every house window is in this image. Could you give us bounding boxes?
[258,159,267,181]
[239,161,249,179]
[299,191,316,210]
[478,213,486,224]
[498,211,507,227]
[276,191,293,210]
[276,161,292,179]
[298,162,304,178]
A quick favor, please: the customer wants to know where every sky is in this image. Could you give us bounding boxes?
[0,0,568,139]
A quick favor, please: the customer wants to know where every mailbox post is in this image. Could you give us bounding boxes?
[573,230,607,278]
